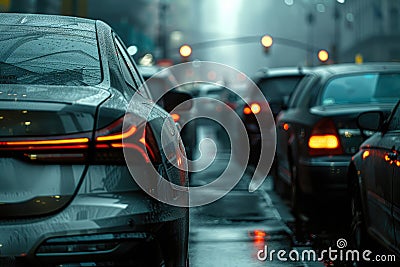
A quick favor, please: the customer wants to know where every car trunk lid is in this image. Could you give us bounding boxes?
[310,103,395,155]
[0,86,110,218]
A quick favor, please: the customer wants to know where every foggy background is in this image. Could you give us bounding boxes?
[2,0,399,75]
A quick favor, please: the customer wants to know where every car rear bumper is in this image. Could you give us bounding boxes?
[297,156,351,197]
[0,191,187,266]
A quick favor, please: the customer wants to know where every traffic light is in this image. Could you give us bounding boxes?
[261,34,273,54]
[355,53,363,64]
[318,49,329,63]
[179,44,192,61]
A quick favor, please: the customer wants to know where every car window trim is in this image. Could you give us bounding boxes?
[384,99,400,134]
[112,33,139,91]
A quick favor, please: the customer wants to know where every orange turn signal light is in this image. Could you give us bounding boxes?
[362,150,370,160]
[171,113,180,122]
[283,123,289,131]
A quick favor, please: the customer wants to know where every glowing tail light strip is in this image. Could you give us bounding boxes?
[1,138,89,146]
[96,126,137,141]
[0,137,89,151]
[1,117,158,164]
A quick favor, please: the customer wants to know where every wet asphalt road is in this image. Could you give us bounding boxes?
[187,125,326,267]
[186,124,398,267]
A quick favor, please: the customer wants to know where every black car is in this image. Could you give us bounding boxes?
[239,67,309,167]
[348,101,400,257]
[0,13,188,267]
[275,63,400,215]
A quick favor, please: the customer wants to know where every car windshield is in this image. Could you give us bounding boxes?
[258,76,304,102]
[0,25,101,86]
[321,73,400,105]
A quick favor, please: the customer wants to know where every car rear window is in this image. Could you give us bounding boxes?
[0,25,101,86]
[258,76,304,102]
[321,73,400,105]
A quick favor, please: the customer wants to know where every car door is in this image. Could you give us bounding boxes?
[276,75,314,184]
[365,102,400,248]
[384,102,400,253]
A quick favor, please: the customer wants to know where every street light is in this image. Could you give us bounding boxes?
[261,34,273,53]
[318,49,329,62]
[179,44,192,60]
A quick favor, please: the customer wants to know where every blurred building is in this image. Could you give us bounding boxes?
[340,0,400,62]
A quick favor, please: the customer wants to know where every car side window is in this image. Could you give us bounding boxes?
[387,101,400,132]
[304,77,321,107]
[289,76,313,108]
[113,35,138,90]
[114,36,154,99]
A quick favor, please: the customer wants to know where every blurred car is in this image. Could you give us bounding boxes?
[251,67,310,118]
[238,67,309,167]
[275,63,400,215]
[196,83,241,110]
[192,83,242,153]
[138,65,197,161]
[0,13,188,267]
[348,101,400,256]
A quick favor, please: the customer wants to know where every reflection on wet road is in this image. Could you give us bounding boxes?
[188,123,324,267]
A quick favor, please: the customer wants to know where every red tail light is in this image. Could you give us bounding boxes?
[0,116,160,164]
[94,116,159,164]
[308,119,343,156]
[0,133,91,162]
[170,113,180,122]
[2,138,90,147]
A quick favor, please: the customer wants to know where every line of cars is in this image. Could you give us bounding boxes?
[245,63,400,258]
[2,12,400,267]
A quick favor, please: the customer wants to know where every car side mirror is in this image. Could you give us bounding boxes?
[159,90,193,113]
[357,111,384,132]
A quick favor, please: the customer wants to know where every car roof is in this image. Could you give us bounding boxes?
[310,63,400,77]
[0,13,96,31]
[253,66,312,79]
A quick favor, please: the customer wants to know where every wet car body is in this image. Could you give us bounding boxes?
[275,63,400,214]
[348,101,400,257]
[0,13,188,266]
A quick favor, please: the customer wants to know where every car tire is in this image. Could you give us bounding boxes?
[273,159,285,196]
[350,183,373,252]
[290,160,303,215]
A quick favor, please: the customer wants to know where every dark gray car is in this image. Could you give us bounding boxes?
[275,63,400,216]
[348,101,400,258]
[0,13,188,267]
[238,67,309,167]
